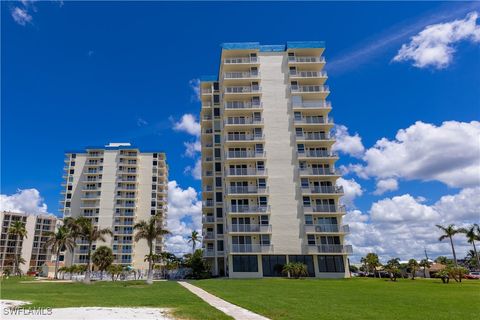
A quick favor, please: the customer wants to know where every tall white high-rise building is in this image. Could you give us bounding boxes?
[200,42,351,278]
[59,143,168,269]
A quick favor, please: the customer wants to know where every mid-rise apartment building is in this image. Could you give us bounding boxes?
[0,211,57,274]
[59,143,168,269]
[200,42,351,278]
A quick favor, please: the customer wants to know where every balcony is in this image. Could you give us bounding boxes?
[203,249,216,257]
[226,168,267,177]
[203,200,214,208]
[288,56,326,64]
[298,168,340,176]
[225,150,265,159]
[290,85,329,94]
[297,150,338,159]
[289,70,327,79]
[294,117,333,125]
[304,224,350,234]
[301,186,344,195]
[224,86,261,94]
[224,71,260,79]
[204,170,213,177]
[292,100,331,110]
[301,203,343,214]
[225,101,262,110]
[306,244,353,254]
[230,244,273,253]
[227,205,270,214]
[225,133,264,143]
[226,186,268,195]
[296,133,333,142]
[203,231,215,240]
[202,88,212,95]
[224,118,264,126]
[202,216,215,223]
[224,57,259,64]
[230,224,272,233]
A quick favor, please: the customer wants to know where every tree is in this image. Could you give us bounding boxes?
[435,256,449,265]
[76,217,113,284]
[63,217,81,265]
[436,224,460,266]
[465,250,479,269]
[8,221,28,276]
[363,253,381,278]
[385,258,400,281]
[107,264,124,281]
[187,231,201,253]
[184,249,211,279]
[419,259,432,278]
[92,246,114,280]
[282,262,308,279]
[459,224,480,270]
[408,259,420,280]
[43,225,75,279]
[134,214,170,284]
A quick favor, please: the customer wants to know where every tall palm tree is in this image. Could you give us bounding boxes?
[92,246,114,280]
[134,214,170,284]
[8,221,28,276]
[459,224,480,270]
[63,217,81,266]
[187,230,201,253]
[408,259,419,280]
[43,225,75,279]
[76,217,113,284]
[436,224,460,266]
[419,259,432,278]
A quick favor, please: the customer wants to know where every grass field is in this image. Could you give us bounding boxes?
[193,277,480,320]
[0,278,231,320]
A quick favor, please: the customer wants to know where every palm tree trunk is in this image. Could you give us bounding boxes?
[472,241,480,270]
[15,238,20,276]
[54,247,61,280]
[84,241,92,284]
[147,241,153,285]
[449,236,458,266]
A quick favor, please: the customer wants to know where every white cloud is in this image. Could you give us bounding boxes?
[336,177,363,208]
[345,187,479,262]
[11,7,32,26]
[0,189,48,214]
[394,11,480,69]
[184,140,201,158]
[373,178,399,195]
[184,159,202,180]
[332,125,365,158]
[173,114,200,137]
[87,50,95,57]
[165,181,202,256]
[189,78,201,102]
[136,117,148,127]
[354,121,480,188]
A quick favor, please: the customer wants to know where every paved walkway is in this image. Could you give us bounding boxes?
[178,282,270,320]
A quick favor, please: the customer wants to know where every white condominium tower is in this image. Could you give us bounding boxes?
[60,143,168,269]
[200,42,351,278]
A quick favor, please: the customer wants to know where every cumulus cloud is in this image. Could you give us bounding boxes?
[345,187,480,262]
[184,159,202,180]
[165,181,202,255]
[336,177,363,208]
[189,78,201,102]
[184,140,201,158]
[0,189,48,214]
[332,125,365,158]
[393,11,480,69]
[353,121,480,188]
[373,178,399,195]
[173,114,201,137]
[11,7,32,26]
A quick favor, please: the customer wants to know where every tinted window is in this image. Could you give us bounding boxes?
[233,255,258,272]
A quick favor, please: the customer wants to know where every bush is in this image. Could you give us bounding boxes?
[283,262,308,279]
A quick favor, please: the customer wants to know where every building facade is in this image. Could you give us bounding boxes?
[200,42,351,278]
[0,211,57,274]
[59,143,168,270]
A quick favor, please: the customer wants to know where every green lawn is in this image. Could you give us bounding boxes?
[0,278,231,320]
[193,277,480,320]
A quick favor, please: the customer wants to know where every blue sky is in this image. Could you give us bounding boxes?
[2,1,479,260]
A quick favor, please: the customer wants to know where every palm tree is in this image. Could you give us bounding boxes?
[419,259,432,278]
[187,230,201,253]
[8,221,28,276]
[92,246,114,280]
[63,217,81,265]
[385,258,400,281]
[459,224,480,270]
[134,214,170,284]
[364,253,381,278]
[76,217,113,284]
[43,225,75,279]
[408,259,419,280]
[436,224,460,266]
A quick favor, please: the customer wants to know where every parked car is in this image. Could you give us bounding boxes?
[464,271,480,280]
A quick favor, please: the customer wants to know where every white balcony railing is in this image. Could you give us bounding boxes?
[225,118,264,125]
[291,85,329,93]
[288,56,326,63]
[292,100,331,109]
[224,57,259,64]
[301,186,344,194]
[228,205,269,214]
[202,216,215,223]
[225,133,264,142]
[230,224,272,233]
[297,150,337,158]
[289,70,327,78]
[298,168,339,176]
[227,186,268,194]
[311,244,353,254]
[230,244,273,253]
[294,117,333,125]
[203,200,214,207]
[225,101,262,109]
[224,71,260,79]
[226,168,266,176]
[296,133,331,141]
[304,224,350,233]
[225,151,265,159]
[225,86,261,94]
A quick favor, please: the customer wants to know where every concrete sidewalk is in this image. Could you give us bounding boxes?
[178,281,270,320]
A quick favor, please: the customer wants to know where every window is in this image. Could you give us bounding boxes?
[259,197,268,206]
[153,153,158,158]
[69,169,74,174]
[262,255,286,277]
[70,161,75,166]
[214,148,221,159]
[318,256,345,273]
[260,215,269,225]
[216,224,224,235]
[215,177,222,188]
[258,178,266,188]
[216,207,223,218]
[289,255,315,277]
[301,178,309,188]
[307,235,316,245]
[213,95,220,105]
[305,215,313,225]
[303,197,311,206]
[215,192,223,203]
[213,82,219,91]
[233,255,258,272]
[71,154,76,158]
[67,185,72,191]
[261,235,270,245]
[214,135,221,144]
[152,177,157,182]
[153,161,157,166]
[217,240,224,251]
[297,144,305,153]
[215,163,222,172]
